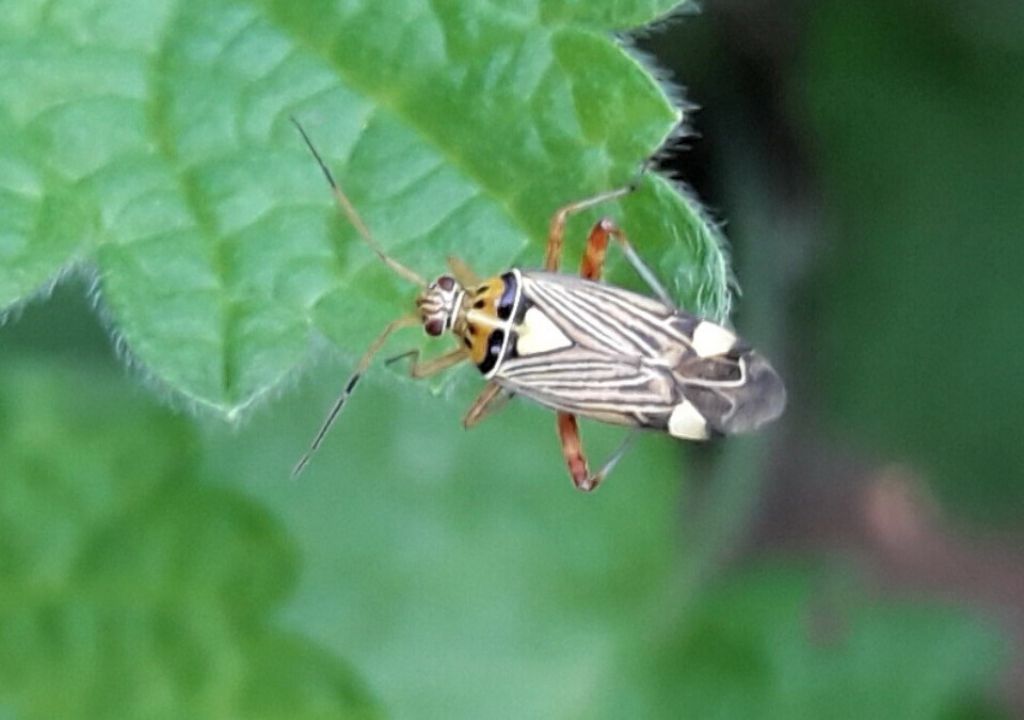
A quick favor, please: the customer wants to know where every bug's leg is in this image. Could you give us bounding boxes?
[549,214,642,489]
[556,413,591,489]
[551,207,645,490]
[446,256,481,287]
[545,186,635,271]
[386,347,467,378]
[579,219,612,280]
[463,381,514,429]
[556,414,638,492]
[547,186,645,490]
[593,431,639,487]
[582,218,673,305]
[292,314,420,478]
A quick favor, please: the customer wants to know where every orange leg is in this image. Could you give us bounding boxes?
[558,414,593,490]
[557,413,637,493]
[463,381,513,428]
[544,186,633,271]
[582,217,673,303]
[549,199,643,491]
[580,218,614,280]
[555,218,618,491]
[385,347,467,378]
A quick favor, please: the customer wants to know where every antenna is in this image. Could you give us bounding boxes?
[292,314,421,478]
[290,117,427,288]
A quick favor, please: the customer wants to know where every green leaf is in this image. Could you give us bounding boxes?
[0,360,380,719]
[540,0,693,28]
[0,0,728,417]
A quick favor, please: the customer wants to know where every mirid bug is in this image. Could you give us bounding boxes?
[290,119,785,490]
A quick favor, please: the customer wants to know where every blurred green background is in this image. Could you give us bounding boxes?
[2,0,1022,718]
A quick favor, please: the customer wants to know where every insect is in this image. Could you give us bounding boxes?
[290,119,786,490]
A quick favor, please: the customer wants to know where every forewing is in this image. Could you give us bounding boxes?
[493,345,677,429]
[514,272,786,437]
[518,272,688,359]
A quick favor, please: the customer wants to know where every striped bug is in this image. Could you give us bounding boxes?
[291,119,786,490]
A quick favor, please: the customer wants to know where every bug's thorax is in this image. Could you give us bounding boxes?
[445,270,522,376]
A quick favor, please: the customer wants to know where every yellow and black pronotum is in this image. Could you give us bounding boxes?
[291,119,786,491]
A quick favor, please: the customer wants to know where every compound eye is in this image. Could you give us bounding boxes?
[424,318,445,336]
[437,275,455,292]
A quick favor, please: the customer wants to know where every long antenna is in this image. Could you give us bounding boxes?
[292,313,421,478]
[290,117,427,288]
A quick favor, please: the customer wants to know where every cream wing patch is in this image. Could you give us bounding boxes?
[691,321,737,358]
[668,400,711,440]
[516,307,573,355]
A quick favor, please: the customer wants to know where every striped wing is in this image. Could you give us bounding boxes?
[493,345,679,429]
[493,272,786,437]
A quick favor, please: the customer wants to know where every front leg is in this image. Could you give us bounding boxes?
[385,347,467,378]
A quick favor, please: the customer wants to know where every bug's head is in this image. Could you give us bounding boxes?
[416,275,464,337]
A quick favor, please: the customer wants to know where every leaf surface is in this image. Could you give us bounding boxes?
[0,0,728,416]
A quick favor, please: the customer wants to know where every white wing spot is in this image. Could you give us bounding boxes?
[692,322,737,358]
[516,307,573,356]
[668,400,710,440]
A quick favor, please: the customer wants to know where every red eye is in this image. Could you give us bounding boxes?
[437,275,455,292]
[425,318,444,336]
